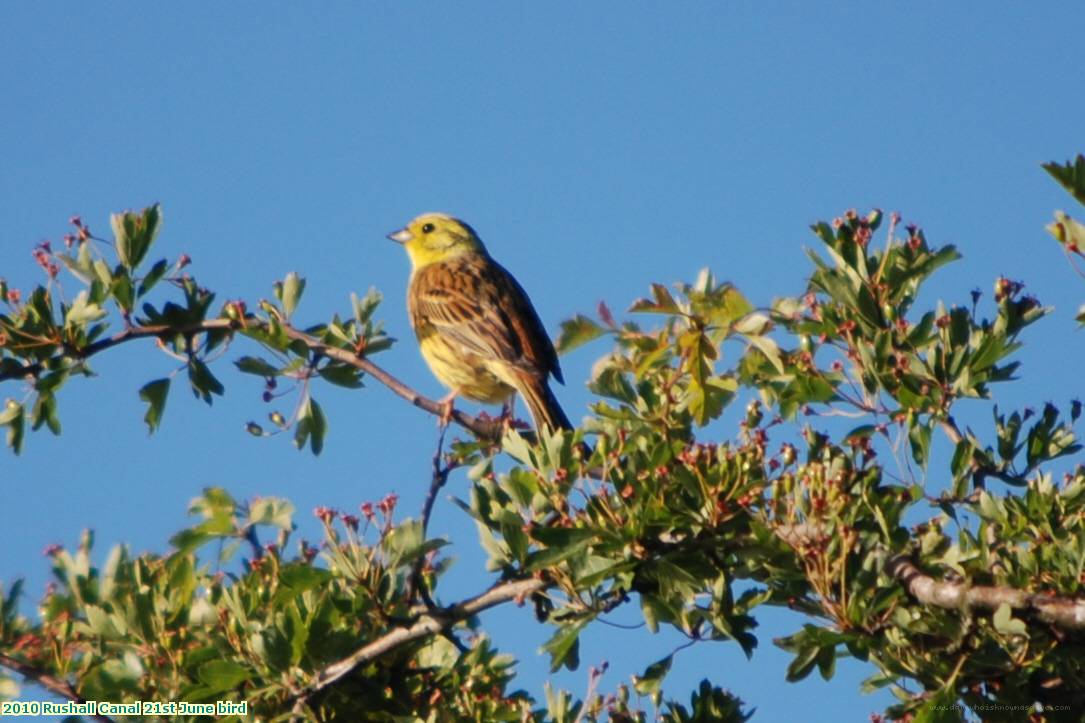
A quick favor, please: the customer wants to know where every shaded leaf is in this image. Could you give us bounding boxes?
[138,378,170,434]
[556,315,606,354]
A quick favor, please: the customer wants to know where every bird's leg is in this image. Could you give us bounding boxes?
[437,389,460,428]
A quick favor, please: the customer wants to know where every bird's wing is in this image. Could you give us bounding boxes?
[489,259,564,384]
[409,255,563,382]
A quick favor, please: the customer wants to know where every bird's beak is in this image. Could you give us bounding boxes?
[387,227,412,244]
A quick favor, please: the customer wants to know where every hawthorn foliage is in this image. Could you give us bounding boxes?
[2,158,1085,721]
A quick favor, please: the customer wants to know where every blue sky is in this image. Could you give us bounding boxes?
[2,3,1084,720]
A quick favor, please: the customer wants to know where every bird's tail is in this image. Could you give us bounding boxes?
[515,376,573,435]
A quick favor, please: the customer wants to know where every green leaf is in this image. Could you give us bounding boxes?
[525,536,592,572]
[991,602,1027,636]
[630,283,682,314]
[633,654,673,699]
[188,359,225,404]
[111,212,133,268]
[815,643,836,681]
[294,406,311,452]
[290,390,327,453]
[681,376,736,426]
[279,272,305,317]
[380,519,447,569]
[705,285,754,327]
[784,642,819,682]
[318,363,363,388]
[308,398,327,455]
[30,393,61,435]
[589,364,637,404]
[1,402,25,454]
[111,204,161,272]
[746,335,784,374]
[908,421,932,468]
[352,287,382,325]
[1043,155,1085,207]
[555,314,606,354]
[247,498,295,530]
[732,312,771,336]
[64,290,107,326]
[235,356,280,377]
[111,273,135,312]
[540,620,585,672]
[275,565,331,605]
[138,378,170,434]
[197,660,251,694]
[976,491,1007,524]
[93,258,113,287]
[170,528,213,555]
[57,243,95,284]
[137,258,170,297]
[190,487,237,520]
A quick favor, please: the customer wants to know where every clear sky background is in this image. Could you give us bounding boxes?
[2,4,1084,721]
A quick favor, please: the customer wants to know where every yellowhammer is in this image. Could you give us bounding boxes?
[388,213,572,434]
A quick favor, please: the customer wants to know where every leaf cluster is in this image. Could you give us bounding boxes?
[5,167,1085,721]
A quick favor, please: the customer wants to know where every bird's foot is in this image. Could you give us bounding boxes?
[499,399,515,436]
[437,390,459,429]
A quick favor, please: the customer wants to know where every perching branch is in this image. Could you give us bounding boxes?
[886,556,1085,630]
[0,653,114,723]
[0,316,506,441]
[276,323,506,440]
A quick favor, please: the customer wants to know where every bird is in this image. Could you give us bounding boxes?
[388,213,573,435]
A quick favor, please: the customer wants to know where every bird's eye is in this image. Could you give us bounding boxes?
[421,223,435,234]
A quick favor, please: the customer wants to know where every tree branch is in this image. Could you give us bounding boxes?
[777,525,1085,631]
[0,319,237,382]
[886,556,1085,630]
[0,316,507,441]
[0,653,114,723]
[277,324,507,440]
[295,577,547,702]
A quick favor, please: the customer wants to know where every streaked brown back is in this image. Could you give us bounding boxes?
[408,253,563,384]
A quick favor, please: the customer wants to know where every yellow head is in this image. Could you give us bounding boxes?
[387,213,487,269]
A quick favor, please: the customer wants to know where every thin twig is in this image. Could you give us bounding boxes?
[406,424,453,607]
[0,653,114,723]
[289,696,308,723]
[572,662,609,723]
[421,424,451,551]
[1060,243,1085,281]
